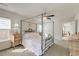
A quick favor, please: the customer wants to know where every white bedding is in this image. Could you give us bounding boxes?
[22,32,42,55]
[22,32,53,56]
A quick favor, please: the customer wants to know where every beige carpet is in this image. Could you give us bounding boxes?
[0,46,35,56]
[0,44,69,56]
[44,44,69,56]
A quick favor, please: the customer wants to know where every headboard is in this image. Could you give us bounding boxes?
[24,28,35,33]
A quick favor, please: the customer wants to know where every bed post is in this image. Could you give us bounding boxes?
[20,20,22,44]
[36,24,37,32]
[41,13,44,56]
[52,20,54,43]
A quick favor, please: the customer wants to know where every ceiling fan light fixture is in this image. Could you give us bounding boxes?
[43,16,47,20]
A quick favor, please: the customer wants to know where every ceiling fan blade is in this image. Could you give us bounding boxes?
[47,15,55,17]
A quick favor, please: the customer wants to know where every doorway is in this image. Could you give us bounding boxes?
[62,21,75,40]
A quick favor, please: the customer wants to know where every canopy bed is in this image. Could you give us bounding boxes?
[20,13,55,56]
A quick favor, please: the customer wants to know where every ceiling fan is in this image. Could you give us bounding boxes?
[43,10,55,20]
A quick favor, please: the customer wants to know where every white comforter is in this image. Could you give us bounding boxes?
[22,32,42,55]
[22,32,53,56]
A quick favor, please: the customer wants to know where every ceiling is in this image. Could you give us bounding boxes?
[0,3,79,22]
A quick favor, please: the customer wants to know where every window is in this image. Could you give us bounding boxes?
[0,17,11,40]
[0,17,11,29]
[62,21,75,37]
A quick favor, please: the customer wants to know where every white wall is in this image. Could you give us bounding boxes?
[70,21,76,34]
[22,21,37,34]
[54,18,62,40]
[77,20,79,32]
[74,11,79,32]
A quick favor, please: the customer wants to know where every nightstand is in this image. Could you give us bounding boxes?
[11,32,21,48]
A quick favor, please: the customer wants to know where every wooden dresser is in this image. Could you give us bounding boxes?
[11,32,21,48]
[69,33,79,56]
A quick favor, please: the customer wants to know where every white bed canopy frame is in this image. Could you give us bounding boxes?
[20,12,55,56]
